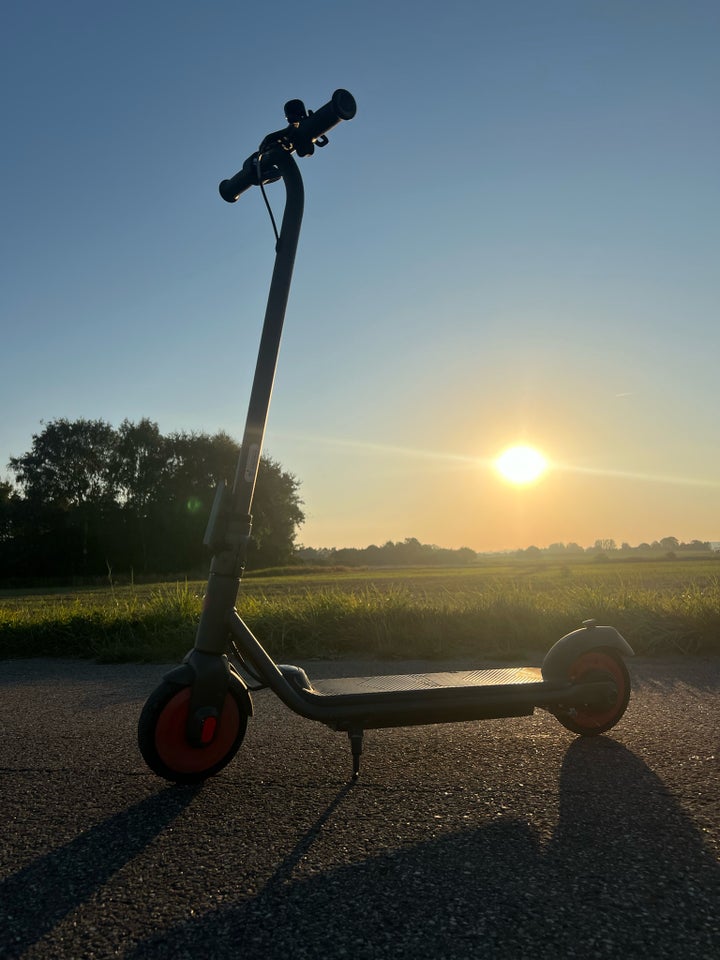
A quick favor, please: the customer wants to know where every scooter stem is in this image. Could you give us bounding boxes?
[195,150,304,654]
[232,150,304,518]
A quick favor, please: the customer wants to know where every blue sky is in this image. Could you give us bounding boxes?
[2,0,719,551]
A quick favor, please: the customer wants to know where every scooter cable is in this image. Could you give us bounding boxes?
[257,152,280,245]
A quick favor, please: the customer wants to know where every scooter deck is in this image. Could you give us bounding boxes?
[310,666,543,696]
[265,660,615,734]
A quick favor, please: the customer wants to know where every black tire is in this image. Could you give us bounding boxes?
[138,677,249,784]
[552,647,631,736]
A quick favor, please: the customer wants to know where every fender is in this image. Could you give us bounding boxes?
[541,619,634,683]
[163,651,254,718]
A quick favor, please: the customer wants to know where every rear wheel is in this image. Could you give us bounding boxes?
[552,647,631,736]
[138,678,249,784]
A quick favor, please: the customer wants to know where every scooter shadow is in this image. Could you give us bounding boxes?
[0,785,201,960]
[128,738,720,959]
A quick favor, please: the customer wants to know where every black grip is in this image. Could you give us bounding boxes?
[219,153,284,203]
[294,89,357,156]
[219,155,259,203]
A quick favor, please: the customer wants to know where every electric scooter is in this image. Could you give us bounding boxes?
[138,90,634,784]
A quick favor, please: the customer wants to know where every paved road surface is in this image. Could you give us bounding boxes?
[0,656,718,959]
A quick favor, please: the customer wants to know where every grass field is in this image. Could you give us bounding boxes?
[2,556,719,663]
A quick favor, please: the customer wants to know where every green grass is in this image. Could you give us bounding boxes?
[2,558,720,662]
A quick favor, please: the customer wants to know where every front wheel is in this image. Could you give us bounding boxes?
[552,647,631,736]
[138,677,249,784]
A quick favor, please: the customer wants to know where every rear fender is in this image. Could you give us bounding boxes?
[541,620,634,683]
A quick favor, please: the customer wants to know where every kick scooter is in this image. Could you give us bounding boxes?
[138,90,633,784]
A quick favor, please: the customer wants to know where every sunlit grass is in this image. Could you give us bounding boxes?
[1,562,719,662]
[0,582,204,663]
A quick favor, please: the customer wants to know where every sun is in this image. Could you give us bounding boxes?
[494,445,548,486]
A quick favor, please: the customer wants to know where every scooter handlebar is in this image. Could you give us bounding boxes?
[293,88,357,153]
[219,89,356,203]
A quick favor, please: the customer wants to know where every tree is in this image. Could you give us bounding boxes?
[0,481,23,577]
[114,419,168,512]
[593,539,617,553]
[248,456,304,567]
[10,418,117,508]
[547,542,567,555]
[0,480,13,541]
[454,547,477,565]
[158,432,304,570]
[0,481,24,578]
[9,419,118,573]
[5,419,305,579]
[107,419,170,572]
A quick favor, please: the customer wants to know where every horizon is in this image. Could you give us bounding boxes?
[3,413,719,555]
[297,535,720,556]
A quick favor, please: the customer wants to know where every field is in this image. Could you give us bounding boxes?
[2,556,719,663]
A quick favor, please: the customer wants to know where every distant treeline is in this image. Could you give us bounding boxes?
[514,537,715,559]
[297,536,716,568]
[1,418,304,581]
[297,539,479,567]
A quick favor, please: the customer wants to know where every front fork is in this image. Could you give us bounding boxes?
[182,566,242,747]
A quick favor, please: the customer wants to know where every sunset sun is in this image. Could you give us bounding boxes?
[494,445,548,486]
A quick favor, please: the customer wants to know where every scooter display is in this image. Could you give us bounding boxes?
[138,90,633,784]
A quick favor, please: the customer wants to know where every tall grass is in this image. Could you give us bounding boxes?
[242,578,720,660]
[1,569,719,662]
[0,582,202,663]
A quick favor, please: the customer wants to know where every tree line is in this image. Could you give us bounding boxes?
[297,538,477,567]
[298,536,716,568]
[513,537,714,559]
[0,418,304,581]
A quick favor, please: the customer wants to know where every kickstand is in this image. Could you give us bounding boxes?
[348,729,364,779]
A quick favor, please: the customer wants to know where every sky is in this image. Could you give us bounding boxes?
[2,0,719,552]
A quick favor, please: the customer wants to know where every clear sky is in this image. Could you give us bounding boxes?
[2,1,719,552]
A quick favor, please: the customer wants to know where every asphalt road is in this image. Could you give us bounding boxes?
[0,655,718,959]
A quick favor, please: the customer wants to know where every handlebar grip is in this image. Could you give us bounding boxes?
[219,153,284,203]
[295,89,356,156]
[219,155,259,203]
